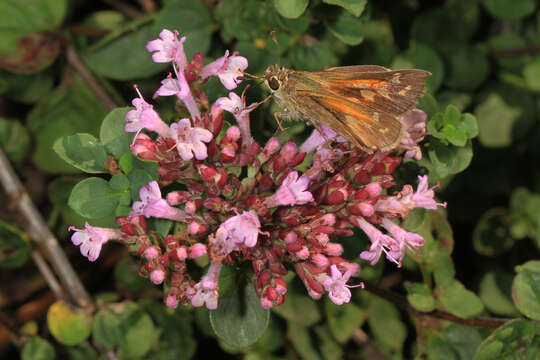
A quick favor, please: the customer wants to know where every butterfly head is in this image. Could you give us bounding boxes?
[263,65,288,93]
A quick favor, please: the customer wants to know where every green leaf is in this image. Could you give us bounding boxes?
[290,42,338,71]
[288,322,321,360]
[27,76,107,173]
[83,23,166,80]
[0,117,30,163]
[482,0,536,20]
[152,0,213,60]
[47,300,92,345]
[424,138,473,179]
[367,297,406,351]
[512,260,540,321]
[444,324,483,360]
[272,287,321,326]
[0,0,67,54]
[523,60,540,93]
[325,299,366,343]
[479,271,519,317]
[273,0,308,19]
[92,310,122,350]
[210,276,270,347]
[0,220,31,268]
[446,46,489,90]
[64,344,99,360]
[314,325,343,360]
[250,317,284,353]
[406,282,436,312]
[100,107,132,159]
[438,91,472,112]
[128,166,157,202]
[68,177,122,219]
[475,93,520,148]
[0,70,54,104]
[323,0,366,17]
[437,280,484,318]
[473,208,514,256]
[21,336,55,360]
[53,134,109,173]
[327,11,364,46]
[474,319,539,360]
[117,304,156,358]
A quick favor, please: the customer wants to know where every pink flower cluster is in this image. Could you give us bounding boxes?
[69,29,445,310]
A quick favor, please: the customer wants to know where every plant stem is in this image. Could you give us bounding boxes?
[0,149,93,310]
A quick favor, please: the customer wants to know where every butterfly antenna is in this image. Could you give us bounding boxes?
[270,30,281,66]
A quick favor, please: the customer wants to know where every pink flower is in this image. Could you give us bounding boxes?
[352,216,396,266]
[221,210,263,248]
[132,181,190,222]
[169,118,212,161]
[209,226,240,259]
[412,175,447,210]
[381,218,424,266]
[399,109,427,160]
[200,50,248,90]
[190,262,222,310]
[146,29,187,68]
[323,265,354,305]
[215,92,257,148]
[125,86,170,139]
[68,222,123,261]
[300,124,347,153]
[153,66,200,119]
[264,171,314,207]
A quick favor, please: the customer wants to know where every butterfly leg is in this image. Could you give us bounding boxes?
[273,111,290,132]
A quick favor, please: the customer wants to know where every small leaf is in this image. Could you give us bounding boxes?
[327,11,364,46]
[210,276,270,347]
[512,260,540,321]
[92,310,122,350]
[273,0,309,19]
[314,325,343,360]
[53,134,109,173]
[438,280,484,318]
[68,177,119,219]
[523,60,540,93]
[325,299,366,343]
[367,297,407,351]
[406,282,436,312]
[475,93,520,148]
[323,0,367,17]
[100,107,132,159]
[272,287,321,326]
[117,304,156,358]
[446,46,489,90]
[473,208,514,256]
[482,0,536,20]
[0,117,30,163]
[479,271,519,316]
[21,336,55,360]
[0,220,31,268]
[288,322,321,360]
[47,301,92,345]
[474,319,539,360]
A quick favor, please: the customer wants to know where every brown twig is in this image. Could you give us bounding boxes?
[31,251,63,300]
[352,328,387,360]
[490,46,540,57]
[0,149,93,310]
[363,281,509,329]
[65,45,117,111]
[102,0,143,19]
[68,26,110,37]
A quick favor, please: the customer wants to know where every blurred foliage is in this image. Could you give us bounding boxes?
[0,0,539,359]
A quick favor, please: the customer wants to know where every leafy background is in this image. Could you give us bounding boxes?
[0,0,539,359]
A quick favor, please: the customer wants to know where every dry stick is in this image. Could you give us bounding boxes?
[65,45,117,111]
[31,251,63,301]
[363,282,509,329]
[0,149,92,310]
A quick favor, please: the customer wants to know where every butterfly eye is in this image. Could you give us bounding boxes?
[268,77,280,91]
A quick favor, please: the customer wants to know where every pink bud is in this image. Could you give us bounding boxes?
[175,247,188,260]
[274,277,287,295]
[260,297,273,309]
[365,182,382,198]
[225,126,240,141]
[359,202,374,217]
[284,231,298,244]
[150,269,166,284]
[144,246,159,260]
[188,221,207,235]
[311,254,329,269]
[324,243,343,256]
[296,246,310,260]
[263,137,280,156]
[189,243,207,258]
[165,294,179,308]
[185,201,197,213]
